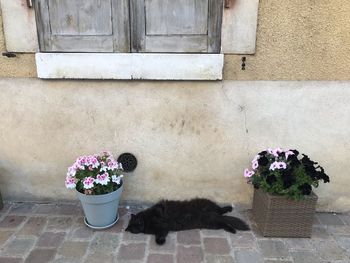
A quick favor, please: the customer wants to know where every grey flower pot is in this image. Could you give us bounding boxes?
[0,190,3,211]
[76,185,123,229]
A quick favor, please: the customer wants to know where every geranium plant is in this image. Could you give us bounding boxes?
[65,151,124,195]
[244,148,330,200]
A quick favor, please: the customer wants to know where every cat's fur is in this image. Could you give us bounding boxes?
[125,198,249,245]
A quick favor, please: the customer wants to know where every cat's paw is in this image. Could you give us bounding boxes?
[155,236,166,245]
[220,206,233,214]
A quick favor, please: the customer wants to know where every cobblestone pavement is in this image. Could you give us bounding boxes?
[1,202,350,263]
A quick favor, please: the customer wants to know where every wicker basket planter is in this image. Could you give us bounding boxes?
[252,188,318,237]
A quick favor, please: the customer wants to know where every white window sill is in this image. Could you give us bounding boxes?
[35,53,224,80]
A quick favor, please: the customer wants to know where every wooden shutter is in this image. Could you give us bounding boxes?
[130,0,223,53]
[34,0,130,52]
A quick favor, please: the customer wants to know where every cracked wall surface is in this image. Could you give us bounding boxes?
[0,79,349,212]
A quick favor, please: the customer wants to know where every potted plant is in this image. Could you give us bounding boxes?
[244,148,330,237]
[65,151,124,229]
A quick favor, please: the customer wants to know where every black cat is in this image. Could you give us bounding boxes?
[125,198,250,245]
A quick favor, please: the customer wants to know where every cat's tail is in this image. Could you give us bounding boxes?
[222,216,250,231]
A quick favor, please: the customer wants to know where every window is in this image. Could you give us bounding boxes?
[34,0,223,54]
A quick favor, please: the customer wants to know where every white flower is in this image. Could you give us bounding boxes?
[285,150,295,160]
[66,166,76,177]
[112,175,123,184]
[269,161,287,171]
[100,165,108,172]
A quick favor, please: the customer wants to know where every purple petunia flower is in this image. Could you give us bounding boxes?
[244,168,255,178]
[252,160,259,170]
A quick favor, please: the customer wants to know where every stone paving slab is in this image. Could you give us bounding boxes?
[0,202,349,263]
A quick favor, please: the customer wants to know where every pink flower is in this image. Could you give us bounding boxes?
[244,168,255,178]
[268,147,284,157]
[91,157,99,167]
[96,172,110,185]
[273,147,284,156]
[252,160,259,170]
[79,157,86,165]
[278,162,287,169]
[267,148,274,155]
[65,176,76,189]
[83,177,95,189]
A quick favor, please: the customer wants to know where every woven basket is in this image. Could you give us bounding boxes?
[252,188,317,237]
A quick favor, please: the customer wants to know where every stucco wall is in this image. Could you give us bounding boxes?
[0,12,36,77]
[0,79,349,212]
[1,0,350,79]
[224,0,350,80]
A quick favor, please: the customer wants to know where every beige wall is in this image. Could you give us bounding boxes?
[1,0,350,79]
[0,79,349,212]
[0,12,36,77]
[224,0,350,80]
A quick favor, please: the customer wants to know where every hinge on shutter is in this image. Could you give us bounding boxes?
[225,0,231,8]
[27,0,33,8]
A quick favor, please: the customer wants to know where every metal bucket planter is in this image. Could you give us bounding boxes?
[252,188,317,237]
[76,185,123,229]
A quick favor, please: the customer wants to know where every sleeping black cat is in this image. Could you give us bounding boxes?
[125,198,249,245]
